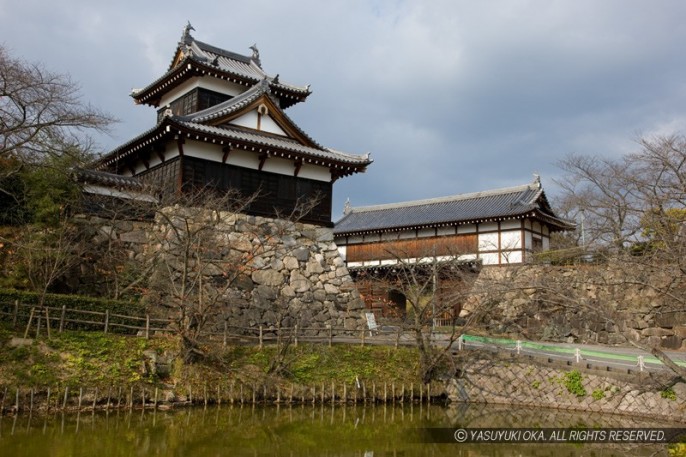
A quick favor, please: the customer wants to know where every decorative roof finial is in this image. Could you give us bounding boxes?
[344,198,352,215]
[533,173,541,188]
[181,21,195,44]
[249,43,262,68]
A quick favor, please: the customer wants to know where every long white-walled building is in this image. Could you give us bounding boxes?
[333,177,574,267]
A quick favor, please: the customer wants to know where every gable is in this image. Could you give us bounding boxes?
[229,109,288,136]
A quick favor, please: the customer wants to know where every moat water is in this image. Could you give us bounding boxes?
[0,403,681,456]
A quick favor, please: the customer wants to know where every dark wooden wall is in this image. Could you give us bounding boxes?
[138,156,333,225]
[345,234,478,262]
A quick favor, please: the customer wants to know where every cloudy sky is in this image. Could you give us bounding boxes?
[2,0,685,219]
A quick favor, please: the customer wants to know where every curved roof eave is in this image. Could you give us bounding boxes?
[131,56,310,107]
[94,118,372,172]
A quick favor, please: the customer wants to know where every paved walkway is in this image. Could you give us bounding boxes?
[439,333,686,374]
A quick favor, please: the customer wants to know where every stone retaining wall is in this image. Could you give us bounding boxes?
[447,356,686,422]
[464,264,686,350]
[76,210,366,335]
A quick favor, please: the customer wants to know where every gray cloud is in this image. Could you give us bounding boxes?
[2,0,685,219]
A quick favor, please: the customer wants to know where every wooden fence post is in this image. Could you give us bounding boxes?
[44,307,51,339]
[59,305,66,333]
[145,315,150,339]
[223,321,227,346]
[23,307,35,339]
[361,328,366,347]
[294,324,298,347]
[259,326,263,349]
[395,329,400,349]
[104,310,109,334]
[36,308,42,338]
[328,326,333,347]
[12,300,18,327]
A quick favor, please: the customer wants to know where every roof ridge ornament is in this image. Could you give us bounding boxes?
[533,173,541,188]
[249,43,262,68]
[344,198,352,215]
[181,21,195,44]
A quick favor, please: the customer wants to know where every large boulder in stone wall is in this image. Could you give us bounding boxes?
[660,335,683,350]
[289,271,310,293]
[306,257,325,275]
[252,269,284,287]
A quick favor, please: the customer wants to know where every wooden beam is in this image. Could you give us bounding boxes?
[176,136,185,156]
[258,154,268,171]
[294,160,302,177]
[222,146,231,164]
[154,145,166,163]
[139,150,150,170]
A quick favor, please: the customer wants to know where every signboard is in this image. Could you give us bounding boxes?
[365,312,378,331]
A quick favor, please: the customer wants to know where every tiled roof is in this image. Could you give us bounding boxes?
[132,32,309,107]
[93,116,372,171]
[176,121,371,166]
[74,168,144,189]
[334,180,574,234]
[180,79,325,150]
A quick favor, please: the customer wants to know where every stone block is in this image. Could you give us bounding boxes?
[294,247,310,262]
[252,269,284,287]
[655,311,686,327]
[673,326,686,338]
[660,335,683,350]
[641,327,674,337]
[119,230,147,243]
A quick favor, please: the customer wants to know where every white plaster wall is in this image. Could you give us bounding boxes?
[261,114,287,136]
[418,228,435,238]
[337,245,347,260]
[543,236,550,250]
[458,224,476,234]
[363,233,381,243]
[500,231,522,249]
[381,232,399,241]
[398,230,416,240]
[543,226,550,236]
[501,220,521,230]
[226,149,260,169]
[298,163,331,182]
[532,221,542,233]
[501,251,522,264]
[185,140,221,162]
[525,231,533,250]
[437,226,456,236]
[262,156,294,175]
[230,111,259,129]
[147,155,163,170]
[478,232,499,251]
[525,220,532,230]
[480,222,498,232]
[346,235,363,244]
[480,253,499,265]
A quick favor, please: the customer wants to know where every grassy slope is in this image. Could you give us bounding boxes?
[0,323,423,396]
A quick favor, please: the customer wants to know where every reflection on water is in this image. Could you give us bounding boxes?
[0,403,678,457]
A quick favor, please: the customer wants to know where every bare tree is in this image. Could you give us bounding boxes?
[356,245,481,383]
[482,134,686,381]
[0,45,113,164]
[556,153,641,250]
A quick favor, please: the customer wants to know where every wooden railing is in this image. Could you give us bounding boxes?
[0,300,412,347]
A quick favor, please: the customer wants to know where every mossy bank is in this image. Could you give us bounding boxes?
[0,323,429,413]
